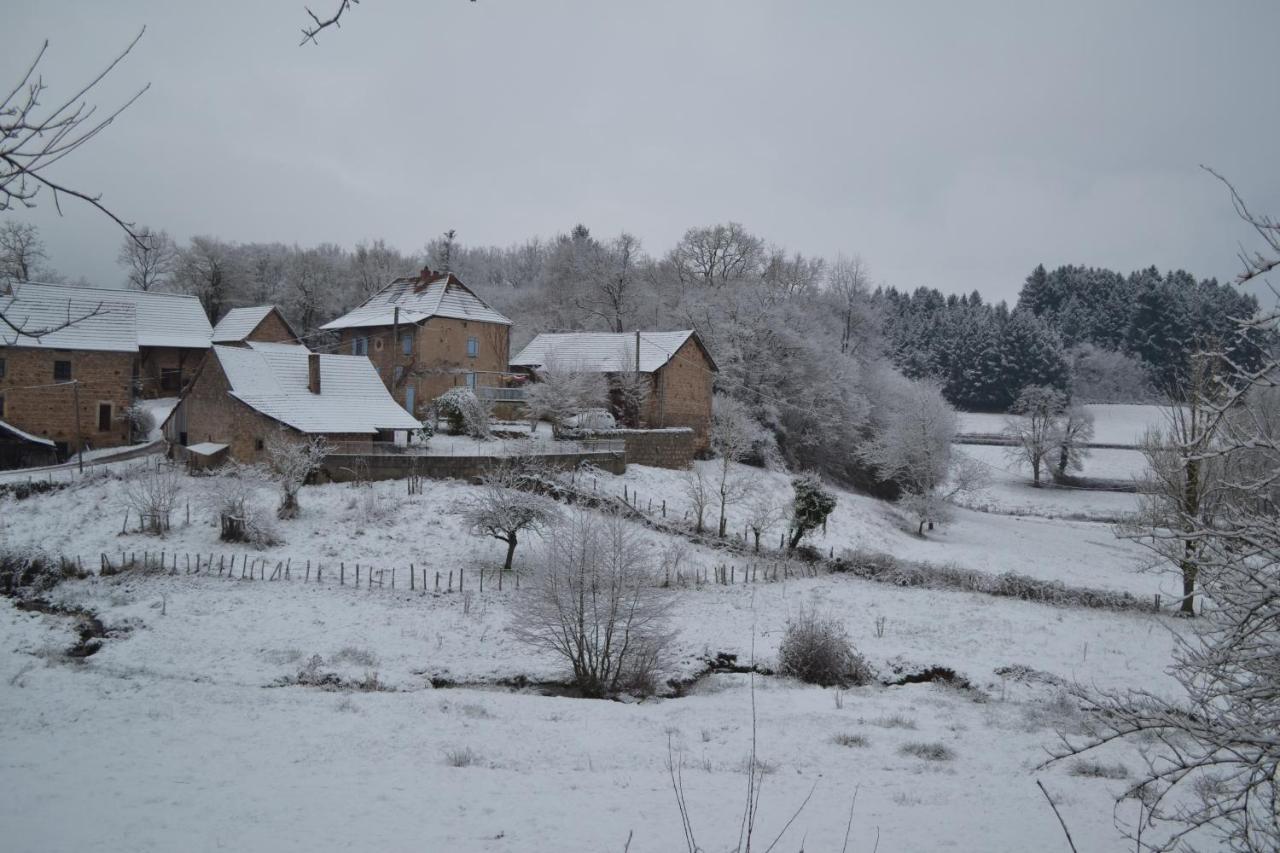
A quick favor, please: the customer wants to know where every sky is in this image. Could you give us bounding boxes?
[5,0,1279,303]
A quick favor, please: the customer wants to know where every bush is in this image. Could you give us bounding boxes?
[777,608,873,687]
[122,460,182,535]
[206,465,281,546]
[431,388,491,438]
[787,473,836,550]
[1069,759,1130,780]
[833,733,869,748]
[444,746,478,767]
[0,548,85,597]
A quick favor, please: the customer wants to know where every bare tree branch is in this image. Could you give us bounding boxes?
[300,0,359,46]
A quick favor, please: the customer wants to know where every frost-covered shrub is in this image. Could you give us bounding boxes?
[121,460,182,535]
[116,402,156,439]
[206,465,280,546]
[787,473,836,550]
[777,608,872,687]
[0,547,85,597]
[431,388,490,438]
[1069,759,1129,780]
[899,741,955,762]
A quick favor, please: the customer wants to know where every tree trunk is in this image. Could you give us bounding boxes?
[502,535,517,574]
[787,527,804,551]
[1031,459,1042,487]
[751,530,761,552]
[717,505,727,538]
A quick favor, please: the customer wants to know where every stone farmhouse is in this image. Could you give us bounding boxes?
[320,267,512,417]
[211,305,300,347]
[0,281,211,458]
[510,330,717,448]
[164,341,420,463]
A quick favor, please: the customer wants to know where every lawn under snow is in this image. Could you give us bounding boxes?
[953,444,1144,520]
[957,403,1176,446]
[0,461,1204,852]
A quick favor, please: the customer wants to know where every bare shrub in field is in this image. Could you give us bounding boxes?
[444,746,478,768]
[899,741,955,762]
[206,464,279,546]
[511,509,673,697]
[264,431,330,519]
[122,460,181,535]
[777,608,873,687]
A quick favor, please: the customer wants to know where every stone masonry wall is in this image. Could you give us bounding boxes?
[582,427,695,469]
[646,337,714,450]
[319,448,624,483]
[0,346,135,453]
[244,310,296,344]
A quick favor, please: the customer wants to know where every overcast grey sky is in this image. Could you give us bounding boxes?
[5,0,1279,302]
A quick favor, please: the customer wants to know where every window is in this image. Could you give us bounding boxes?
[465,372,477,389]
[374,337,384,351]
[97,403,113,432]
[401,333,413,355]
[0,357,6,378]
[54,360,71,382]
[254,438,264,451]
[393,366,404,383]
[404,386,415,416]
[160,368,182,392]
[352,337,368,356]
[466,336,479,358]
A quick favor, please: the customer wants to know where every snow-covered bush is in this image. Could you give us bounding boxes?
[511,509,673,697]
[777,607,872,687]
[786,473,836,550]
[206,465,280,546]
[524,360,609,436]
[430,388,490,438]
[122,460,182,535]
[115,401,155,440]
[263,432,331,519]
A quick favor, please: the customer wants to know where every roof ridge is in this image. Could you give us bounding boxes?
[20,280,205,301]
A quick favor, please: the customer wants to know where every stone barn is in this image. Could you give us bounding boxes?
[211,306,301,347]
[164,342,421,463]
[510,330,717,449]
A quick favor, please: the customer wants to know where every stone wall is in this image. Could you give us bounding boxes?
[581,427,695,469]
[138,346,206,397]
[319,447,625,483]
[0,346,135,453]
[244,310,296,344]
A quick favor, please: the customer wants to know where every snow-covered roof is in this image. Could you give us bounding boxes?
[0,285,138,352]
[0,418,57,447]
[246,340,307,352]
[510,331,708,373]
[213,345,420,434]
[2,281,211,350]
[212,306,295,343]
[186,442,228,456]
[321,269,511,331]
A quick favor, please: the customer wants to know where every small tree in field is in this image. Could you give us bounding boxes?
[787,473,835,551]
[1004,385,1067,486]
[681,464,712,534]
[743,486,783,552]
[511,509,674,696]
[1051,403,1094,481]
[458,461,559,573]
[264,431,331,519]
[709,395,754,537]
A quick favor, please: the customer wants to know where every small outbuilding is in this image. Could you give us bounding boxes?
[211,306,301,347]
[510,330,717,447]
[0,418,59,470]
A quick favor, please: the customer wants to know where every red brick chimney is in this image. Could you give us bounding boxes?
[308,352,321,394]
[414,266,434,292]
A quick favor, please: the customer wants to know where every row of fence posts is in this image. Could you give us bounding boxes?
[94,550,522,594]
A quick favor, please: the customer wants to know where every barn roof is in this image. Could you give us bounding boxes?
[213,345,420,434]
[510,330,716,374]
[211,306,298,344]
[1,281,211,351]
[320,268,511,331]
[0,418,57,447]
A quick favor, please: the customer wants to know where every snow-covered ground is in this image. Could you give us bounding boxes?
[957,403,1176,446]
[954,444,1144,520]
[0,461,1200,851]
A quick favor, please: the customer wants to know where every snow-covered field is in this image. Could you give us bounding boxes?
[953,444,1145,520]
[957,403,1175,446]
[0,461,1199,851]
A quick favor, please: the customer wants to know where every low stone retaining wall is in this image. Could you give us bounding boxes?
[578,428,695,470]
[320,448,625,483]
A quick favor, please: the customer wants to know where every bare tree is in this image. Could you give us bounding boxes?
[1051,403,1095,481]
[458,461,559,573]
[511,509,673,697]
[1004,385,1067,487]
[1123,355,1228,616]
[670,222,764,288]
[117,227,178,291]
[709,395,754,537]
[1048,178,1280,850]
[300,0,360,45]
[264,432,331,519]
[121,460,182,536]
[525,358,610,436]
[580,233,644,332]
[350,238,412,299]
[0,221,50,282]
[826,253,877,359]
[174,236,241,322]
[743,486,783,553]
[681,464,712,535]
